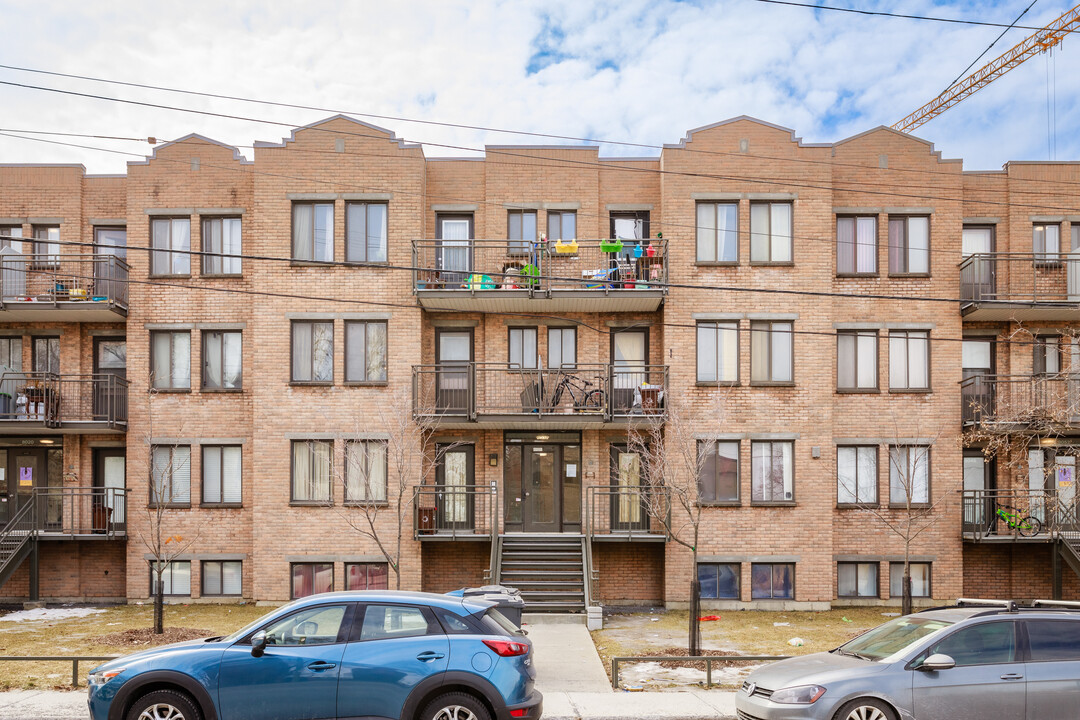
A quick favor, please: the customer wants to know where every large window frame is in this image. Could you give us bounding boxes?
[151,330,191,390]
[836,215,878,276]
[150,560,191,597]
[837,330,878,392]
[889,445,931,507]
[202,560,242,597]
[698,562,740,599]
[1033,222,1061,263]
[508,327,539,370]
[749,201,793,264]
[150,217,191,276]
[346,562,389,591]
[887,216,930,276]
[547,211,576,242]
[345,439,388,505]
[507,209,538,254]
[1033,335,1062,376]
[32,336,60,374]
[750,321,793,385]
[751,563,794,600]
[889,562,931,598]
[291,321,334,384]
[344,320,387,384]
[0,336,22,371]
[150,445,191,507]
[837,562,879,598]
[548,327,576,369]
[291,440,333,505]
[837,445,878,506]
[202,445,242,506]
[889,330,930,392]
[291,562,334,599]
[202,330,242,390]
[698,440,740,504]
[345,201,388,263]
[32,225,61,268]
[696,201,738,264]
[201,217,242,275]
[0,224,24,253]
[697,321,739,385]
[292,201,335,263]
[751,440,794,504]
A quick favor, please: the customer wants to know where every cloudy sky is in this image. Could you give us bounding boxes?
[0,0,1076,173]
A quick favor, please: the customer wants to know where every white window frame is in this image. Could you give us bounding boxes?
[889,330,930,391]
[751,440,794,502]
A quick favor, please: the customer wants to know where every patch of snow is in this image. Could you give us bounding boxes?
[0,607,107,623]
[619,660,764,690]
[772,622,789,626]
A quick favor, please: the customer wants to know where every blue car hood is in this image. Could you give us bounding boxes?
[91,637,220,673]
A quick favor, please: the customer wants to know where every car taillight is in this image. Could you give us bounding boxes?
[509,709,529,718]
[483,639,529,657]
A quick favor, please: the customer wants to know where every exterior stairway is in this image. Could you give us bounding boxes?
[1058,533,1080,580]
[0,501,37,589]
[497,534,586,613]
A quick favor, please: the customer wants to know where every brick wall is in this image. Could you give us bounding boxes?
[964,543,1080,600]
[595,543,664,605]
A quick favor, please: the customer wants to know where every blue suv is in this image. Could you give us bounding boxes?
[87,591,541,720]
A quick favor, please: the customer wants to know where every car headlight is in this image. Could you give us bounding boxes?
[88,668,125,686]
[770,685,827,704]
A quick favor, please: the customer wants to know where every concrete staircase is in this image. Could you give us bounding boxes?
[498,534,586,613]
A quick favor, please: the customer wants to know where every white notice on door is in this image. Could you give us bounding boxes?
[566,464,577,477]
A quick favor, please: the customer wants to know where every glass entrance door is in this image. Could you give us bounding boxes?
[610,446,648,531]
[963,451,992,532]
[436,445,474,530]
[611,329,647,413]
[94,337,126,420]
[522,445,559,532]
[435,330,471,413]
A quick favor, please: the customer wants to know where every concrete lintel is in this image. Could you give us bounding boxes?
[144,208,194,216]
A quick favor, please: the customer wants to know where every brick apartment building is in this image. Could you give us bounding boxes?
[1,115,1078,610]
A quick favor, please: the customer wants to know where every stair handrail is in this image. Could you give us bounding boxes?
[487,479,500,583]
[583,489,597,608]
[0,495,38,575]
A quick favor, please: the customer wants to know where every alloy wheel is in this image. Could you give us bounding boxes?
[844,706,889,720]
[136,703,186,720]
[431,704,479,720]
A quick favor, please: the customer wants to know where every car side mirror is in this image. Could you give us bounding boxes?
[251,630,268,658]
[918,653,955,671]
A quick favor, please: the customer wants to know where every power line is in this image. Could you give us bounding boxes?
[940,0,1038,96]
[0,127,155,143]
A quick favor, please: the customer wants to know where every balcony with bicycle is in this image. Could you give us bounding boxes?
[0,252,129,321]
[412,239,667,313]
[960,252,1080,321]
[961,488,1076,542]
[961,373,1080,430]
[0,372,128,433]
[411,363,668,428]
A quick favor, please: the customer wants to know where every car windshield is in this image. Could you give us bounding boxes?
[839,616,953,661]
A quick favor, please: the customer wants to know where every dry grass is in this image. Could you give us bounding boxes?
[0,603,269,690]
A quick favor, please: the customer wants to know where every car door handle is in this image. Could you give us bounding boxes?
[307,661,337,671]
[1000,673,1024,680]
[417,651,446,661]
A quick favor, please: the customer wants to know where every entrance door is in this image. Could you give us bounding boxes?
[611,329,647,413]
[436,214,473,287]
[0,449,7,524]
[1054,454,1077,532]
[962,339,994,423]
[963,450,992,532]
[436,445,474,530]
[522,445,560,532]
[961,226,994,300]
[94,448,126,531]
[8,449,45,525]
[93,337,126,420]
[609,445,647,532]
[435,329,471,413]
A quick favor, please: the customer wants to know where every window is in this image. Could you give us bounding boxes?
[202,445,242,505]
[1034,336,1061,375]
[0,337,21,370]
[151,331,191,389]
[698,440,739,503]
[32,226,61,266]
[749,202,792,263]
[837,562,878,598]
[151,560,191,596]
[548,327,576,368]
[889,331,929,390]
[0,224,23,253]
[345,440,387,503]
[151,218,191,275]
[697,322,738,383]
[890,446,930,505]
[698,562,740,599]
[929,623,1015,667]
[610,211,649,241]
[345,202,387,263]
[202,330,242,389]
[32,336,59,374]
[1033,223,1061,262]
[151,445,191,506]
[266,605,347,646]
[292,440,332,503]
[291,563,335,599]
[1026,620,1080,661]
[837,446,877,505]
[547,211,576,241]
[888,216,929,274]
[837,330,878,391]
[360,604,434,640]
[750,321,792,383]
[202,560,242,596]
[509,327,538,369]
[346,562,389,591]
[201,217,242,275]
[292,321,333,383]
[94,227,126,259]
[697,202,738,263]
[751,441,793,502]
[751,563,794,599]
[507,209,537,253]
[345,321,387,383]
[837,216,877,275]
[292,202,334,262]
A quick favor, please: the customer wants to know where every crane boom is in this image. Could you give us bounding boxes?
[893,3,1080,133]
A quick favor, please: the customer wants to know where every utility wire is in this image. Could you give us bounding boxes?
[939,0,1038,96]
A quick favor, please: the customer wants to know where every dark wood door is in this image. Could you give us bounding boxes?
[522,445,560,532]
[436,445,475,530]
[93,337,126,420]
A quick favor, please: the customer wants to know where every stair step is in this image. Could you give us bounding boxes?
[500,571,584,578]
[520,590,585,598]
[510,580,584,587]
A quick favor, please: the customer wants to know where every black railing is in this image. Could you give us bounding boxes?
[961,374,1080,426]
[961,489,1080,540]
[585,485,670,538]
[0,372,128,427]
[960,252,1080,304]
[0,254,129,307]
[413,484,498,540]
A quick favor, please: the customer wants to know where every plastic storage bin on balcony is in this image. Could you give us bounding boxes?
[446,585,526,628]
[554,239,578,254]
[599,239,623,253]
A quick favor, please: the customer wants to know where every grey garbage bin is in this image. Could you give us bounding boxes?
[448,584,526,628]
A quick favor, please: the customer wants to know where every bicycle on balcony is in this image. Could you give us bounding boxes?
[988,504,1043,537]
[548,371,605,413]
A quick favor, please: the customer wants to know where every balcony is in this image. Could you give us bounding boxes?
[960,253,1080,321]
[412,239,667,312]
[413,484,497,541]
[412,363,668,429]
[961,374,1080,430]
[0,253,129,321]
[0,372,128,433]
[584,485,669,542]
[960,489,1077,542]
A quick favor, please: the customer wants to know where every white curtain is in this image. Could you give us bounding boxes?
[770,204,792,262]
[856,217,876,272]
[444,451,468,523]
[171,332,190,388]
[440,220,470,278]
[222,218,242,274]
[171,219,190,275]
[907,217,929,273]
[314,204,333,262]
[223,332,242,388]
[367,204,387,262]
[293,204,313,259]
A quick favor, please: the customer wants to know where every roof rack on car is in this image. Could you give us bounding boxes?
[1031,599,1080,609]
[956,598,1019,612]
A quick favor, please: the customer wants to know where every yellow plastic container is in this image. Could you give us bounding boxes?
[554,239,578,254]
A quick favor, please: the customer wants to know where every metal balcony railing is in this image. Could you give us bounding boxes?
[0,254,129,307]
[961,489,1079,541]
[412,239,668,292]
[33,486,128,538]
[961,374,1080,427]
[584,485,670,538]
[411,363,668,421]
[0,372,128,428]
[412,484,498,540]
[959,252,1080,304]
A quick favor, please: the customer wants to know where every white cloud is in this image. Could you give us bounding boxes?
[0,0,1076,173]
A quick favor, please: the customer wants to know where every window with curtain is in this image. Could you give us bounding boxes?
[151,445,191,505]
[697,321,738,383]
[202,330,242,389]
[151,218,191,275]
[202,560,242,596]
[890,562,930,597]
[548,327,576,368]
[751,441,793,502]
[837,330,878,391]
[889,446,930,505]
[1033,223,1061,262]
[292,321,334,383]
[698,563,740,599]
[838,562,878,598]
[837,216,877,274]
[292,562,334,598]
[888,216,930,274]
[837,446,877,505]
[345,321,387,382]
[346,562,389,590]
[508,327,538,369]
[201,217,242,274]
[292,440,332,503]
[508,210,537,253]
[547,211,576,241]
[151,560,191,596]
[346,440,387,503]
[346,202,388,262]
[889,331,929,390]
[697,202,738,263]
[32,225,61,267]
[292,202,334,262]
[751,563,794,599]
[151,331,190,389]
[750,321,793,383]
[202,445,242,504]
[0,337,21,370]
[1034,336,1061,375]
[749,202,792,263]
[32,336,60,374]
[698,440,739,503]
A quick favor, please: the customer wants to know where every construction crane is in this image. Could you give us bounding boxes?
[893,2,1080,133]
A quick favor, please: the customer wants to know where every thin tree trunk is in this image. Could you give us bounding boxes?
[154,572,164,634]
[689,578,701,656]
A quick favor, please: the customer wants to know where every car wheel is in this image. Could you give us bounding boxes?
[833,697,897,720]
[420,691,492,720]
[125,689,202,720]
